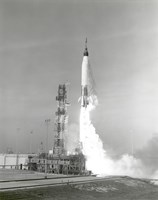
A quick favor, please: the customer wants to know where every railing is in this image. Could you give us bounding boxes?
[0,164,28,170]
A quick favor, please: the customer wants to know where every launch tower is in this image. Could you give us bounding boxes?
[53,84,69,156]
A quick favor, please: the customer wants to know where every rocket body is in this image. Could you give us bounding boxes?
[81,43,90,108]
[81,56,89,86]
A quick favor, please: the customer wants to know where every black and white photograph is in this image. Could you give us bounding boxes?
[0,0,158,199]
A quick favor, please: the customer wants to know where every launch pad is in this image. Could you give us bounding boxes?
[28,84,87,175]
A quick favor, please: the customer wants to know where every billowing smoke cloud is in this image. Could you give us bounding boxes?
[80,102,158,179]
[80,105,144,177]
[135,135,158,178]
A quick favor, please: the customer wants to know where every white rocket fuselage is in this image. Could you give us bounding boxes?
[81,48,89,108]
[81,56,89,86]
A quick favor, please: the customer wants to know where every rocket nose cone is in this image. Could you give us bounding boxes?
[83,38,89,56]
[84,48,88,56]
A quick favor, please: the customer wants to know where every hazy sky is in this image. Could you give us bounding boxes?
[0,0,158,155]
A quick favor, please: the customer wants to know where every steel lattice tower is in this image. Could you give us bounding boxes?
[53,84,69,156]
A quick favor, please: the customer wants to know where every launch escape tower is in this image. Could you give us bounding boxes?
[53,84,69,156]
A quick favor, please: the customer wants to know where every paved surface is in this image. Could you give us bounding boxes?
[0,168,66,181]
[0,169,102,191]
[0,176,102,191]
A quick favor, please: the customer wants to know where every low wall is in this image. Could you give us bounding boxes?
[0,154,35,169]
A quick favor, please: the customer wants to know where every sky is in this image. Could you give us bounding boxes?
[0,0,158,156]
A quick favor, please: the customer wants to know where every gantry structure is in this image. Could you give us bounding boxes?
[53,84,69,156]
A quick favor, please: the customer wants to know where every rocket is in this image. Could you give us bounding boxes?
[80,39,90,108]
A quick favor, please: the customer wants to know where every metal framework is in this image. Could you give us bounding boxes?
[53,84,69,156]
[29,154,86,175]
[27,84,87,175]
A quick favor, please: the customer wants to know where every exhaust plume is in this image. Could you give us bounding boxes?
[80,103,142,177]
[79,101,158,178]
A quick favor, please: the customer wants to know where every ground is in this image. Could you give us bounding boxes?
[1,176,158,200]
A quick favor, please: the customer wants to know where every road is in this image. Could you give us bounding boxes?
[0,176,102,191]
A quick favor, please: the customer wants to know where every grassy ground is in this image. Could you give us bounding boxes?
[0,177,158,200]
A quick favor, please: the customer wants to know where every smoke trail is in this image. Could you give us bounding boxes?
[79,101,147,178]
